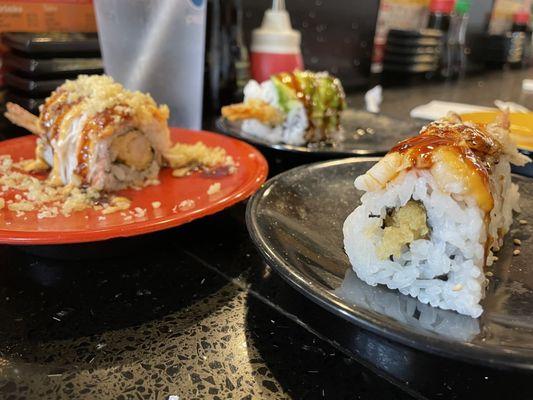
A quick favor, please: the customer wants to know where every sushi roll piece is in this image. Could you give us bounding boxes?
[343,113,530,317]
[5,75,170,191]
[221,70,346,146]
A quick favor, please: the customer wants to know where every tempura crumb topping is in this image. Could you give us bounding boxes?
[207,182,221,195]
[0,155,130,217]
[58,75,169,120]
[166,141,237,177]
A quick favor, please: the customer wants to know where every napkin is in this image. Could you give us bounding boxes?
[410,100,493,120]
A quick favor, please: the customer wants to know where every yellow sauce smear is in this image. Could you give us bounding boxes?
[431,147,493,213]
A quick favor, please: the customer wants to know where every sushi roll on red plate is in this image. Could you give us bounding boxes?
[5,75,171,192]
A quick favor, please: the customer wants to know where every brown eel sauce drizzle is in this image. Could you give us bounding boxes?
[390,121,497,197]
[390,120,501,266]
[276,71,345,142]
[75,107,131,180]
[40,91,131,183]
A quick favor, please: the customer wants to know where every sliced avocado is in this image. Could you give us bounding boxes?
[271,76,298,114]
[273,70,346,136]
[294,71,345,132]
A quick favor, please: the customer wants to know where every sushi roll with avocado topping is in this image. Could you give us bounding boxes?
[221,70,346,146]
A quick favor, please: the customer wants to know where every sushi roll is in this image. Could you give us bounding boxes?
[5,75,170,191]
[343,113,530,317]
[221,70,346,146]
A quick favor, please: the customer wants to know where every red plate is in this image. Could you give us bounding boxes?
[0,128,268,245]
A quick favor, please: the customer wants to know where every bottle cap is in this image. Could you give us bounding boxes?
[429,0,455,13]
[251,0,301,54]
[513,9,530,25]
[454,0,471,14]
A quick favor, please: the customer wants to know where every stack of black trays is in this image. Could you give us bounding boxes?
[382,29,442,81]
[1,33,103,136]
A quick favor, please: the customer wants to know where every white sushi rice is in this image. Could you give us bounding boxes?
[241,80,309,146]
[343,170,490,318]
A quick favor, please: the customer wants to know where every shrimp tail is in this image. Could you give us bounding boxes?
[4,102,44,136]
[495,108,510,130]
[354,152,410,192]
[222,99,285,125]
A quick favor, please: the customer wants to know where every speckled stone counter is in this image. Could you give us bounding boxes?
[0,207,411,400]
[1,69,533,400]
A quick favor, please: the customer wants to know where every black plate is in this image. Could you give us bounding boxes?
[217,110,423,157]
[4,53,103,78]
[388,28,443,39]
[383,53,439,64]
[385,36,441,47]
[4,92,44,114]
[2,32,100,56]
[383,62,438,73]
[246,158,533,370]
[5,72,66,95]
[385,44,441,55]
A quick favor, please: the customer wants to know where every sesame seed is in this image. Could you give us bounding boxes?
[519,219,528,225]
[151,201,161,209]
[513,249,521,256]
[513,238,522,246]
[486,271,493,277]
[452,283,463,291]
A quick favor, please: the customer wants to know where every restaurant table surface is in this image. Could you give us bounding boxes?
[1,69,533,400]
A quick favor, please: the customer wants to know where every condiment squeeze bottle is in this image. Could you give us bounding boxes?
[250,0,303,82]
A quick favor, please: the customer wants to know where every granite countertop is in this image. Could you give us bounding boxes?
[1,69,533,400]
[353,69,533,118]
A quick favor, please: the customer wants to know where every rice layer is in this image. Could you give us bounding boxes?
[343,170,491,317]
[241,80,308,146]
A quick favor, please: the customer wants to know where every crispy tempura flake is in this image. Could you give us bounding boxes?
[0,155,132,218]
[165,142,236,177]
[15,158,50,173]
[221,99,285,125]
[101,196,131,215]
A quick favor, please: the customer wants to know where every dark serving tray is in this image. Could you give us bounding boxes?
[217,109,424,157]
[2,32,100,56]
[5,73,65,95]
[3,52,103,78]
[4,92,44,114]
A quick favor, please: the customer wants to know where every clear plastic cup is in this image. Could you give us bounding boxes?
[94,0,206,129]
